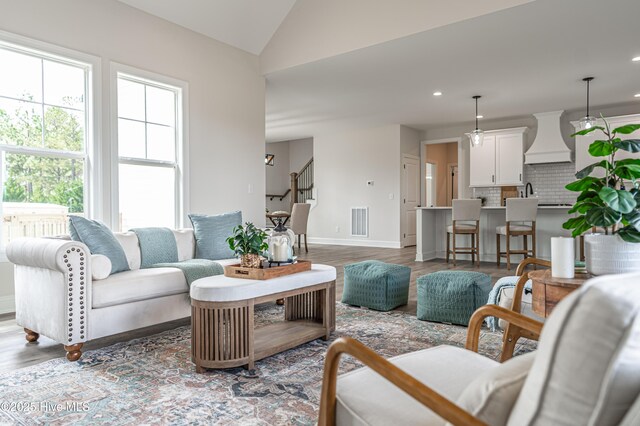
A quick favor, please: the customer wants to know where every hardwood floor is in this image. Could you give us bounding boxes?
[0,245,513,373]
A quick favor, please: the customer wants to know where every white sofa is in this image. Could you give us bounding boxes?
[7,229,236,361]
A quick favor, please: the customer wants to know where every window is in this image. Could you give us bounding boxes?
[0,40,92,247]
[115,71,184,230]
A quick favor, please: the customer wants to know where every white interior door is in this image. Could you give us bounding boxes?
[402,155,420,247]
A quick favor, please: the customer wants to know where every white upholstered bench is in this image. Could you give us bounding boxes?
[190,264,336,372]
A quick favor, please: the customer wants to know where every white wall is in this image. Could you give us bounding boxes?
[0,0,265,312]
[260,0,534,74]
[311,125,403,248]
[289,137,313,173]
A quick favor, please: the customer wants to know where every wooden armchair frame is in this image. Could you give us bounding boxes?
[318,305,543,426]
[499,257,551,361]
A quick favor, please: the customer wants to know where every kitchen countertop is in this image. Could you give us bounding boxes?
[417,205,572,210]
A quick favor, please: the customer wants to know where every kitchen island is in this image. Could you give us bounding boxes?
[416,205,575,263]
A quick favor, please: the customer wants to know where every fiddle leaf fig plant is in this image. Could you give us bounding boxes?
[226,222,268,256]
[563,119,640,243]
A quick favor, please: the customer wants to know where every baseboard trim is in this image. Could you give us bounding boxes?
[308,237,402,249]
[416,251,436,261]
[0,295,15,315]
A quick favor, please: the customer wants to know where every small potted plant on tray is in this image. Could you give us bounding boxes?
[563,119,640,275]
[227,222,268,268]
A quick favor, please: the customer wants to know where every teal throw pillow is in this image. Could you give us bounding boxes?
[189,211,242,260]
[68,216,130,274]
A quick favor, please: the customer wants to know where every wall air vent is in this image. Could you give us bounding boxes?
[350,207,369,237]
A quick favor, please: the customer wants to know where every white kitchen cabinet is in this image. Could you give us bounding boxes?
[573,114,640,177]
[496,133,524,185]
[469,135,496,186]
[469,128,526,187]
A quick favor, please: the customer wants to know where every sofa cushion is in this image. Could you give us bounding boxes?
[336,345,498,426]
[508,273,640,426]
[91,254,112,280]
[92,268,187,308]
[189,211,242,260]
[114,231,141,271]
[173,229,195,261]
[69,216,129,274]
[453,352,535,425]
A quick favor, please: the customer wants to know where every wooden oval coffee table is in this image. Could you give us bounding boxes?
[529,269,591,318]
[190,264,336,372]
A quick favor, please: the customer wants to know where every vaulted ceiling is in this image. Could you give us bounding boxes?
[117,0,297,54]
[116,0,640,143]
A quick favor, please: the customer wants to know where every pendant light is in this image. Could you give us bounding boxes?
[579,77,597,130]
[468,95,484,147]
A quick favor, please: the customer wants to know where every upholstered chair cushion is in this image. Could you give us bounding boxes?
[189,211,242,260]
[336,345,498,426]
[452,199,481,221]
[446,223,477,233]
[69,216,129,274]
[508,273,640,426]
[91,254,112,280]
[620,394,640,426]
[505,198,538,222]
[496,224,532,235]
[452,352,535,425]
[290,203,311,235]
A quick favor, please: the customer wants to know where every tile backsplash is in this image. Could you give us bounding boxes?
[473,163,577,207]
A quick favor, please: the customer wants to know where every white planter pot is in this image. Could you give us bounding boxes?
[584,234,640,276]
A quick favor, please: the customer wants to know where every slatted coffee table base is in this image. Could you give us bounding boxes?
[191,280,335,372]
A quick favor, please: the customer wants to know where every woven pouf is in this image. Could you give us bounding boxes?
[342,260,411,311]
[416,271,491,326]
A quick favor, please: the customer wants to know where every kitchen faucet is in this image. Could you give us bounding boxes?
[525,182,534,198]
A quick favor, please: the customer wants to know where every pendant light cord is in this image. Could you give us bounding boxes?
[583,77,594,118]
[475,98,479,131]
[586,79,590,117]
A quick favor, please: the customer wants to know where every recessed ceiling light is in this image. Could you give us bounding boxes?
[476,115,483,119]
[633,56,640,62]
[433,91,442,96]
[635,93,640,98]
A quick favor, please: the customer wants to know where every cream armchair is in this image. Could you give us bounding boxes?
[319,273,640,426]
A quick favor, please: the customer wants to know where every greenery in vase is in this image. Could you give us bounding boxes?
[563,120,640,242]
[226,222,268,256]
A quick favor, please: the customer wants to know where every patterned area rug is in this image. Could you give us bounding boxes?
[0,304,535,425]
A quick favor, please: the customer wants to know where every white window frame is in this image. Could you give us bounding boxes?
[0,30,101,260]
[109,63,189,231]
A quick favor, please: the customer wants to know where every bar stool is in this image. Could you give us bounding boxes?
[496,198,538,270]
[446,199,481,266]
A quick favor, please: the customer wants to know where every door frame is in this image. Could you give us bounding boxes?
[401,154,420,247]
[420,138,465,207]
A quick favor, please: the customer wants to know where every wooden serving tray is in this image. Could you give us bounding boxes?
[224,260,312,280]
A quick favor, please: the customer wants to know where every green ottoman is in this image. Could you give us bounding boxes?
[417,271,491,326]
[342,260,411,311]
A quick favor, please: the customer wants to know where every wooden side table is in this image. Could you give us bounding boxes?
[529,269,591,318]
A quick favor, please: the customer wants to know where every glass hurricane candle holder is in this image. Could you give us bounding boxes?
[267,219,293,265]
